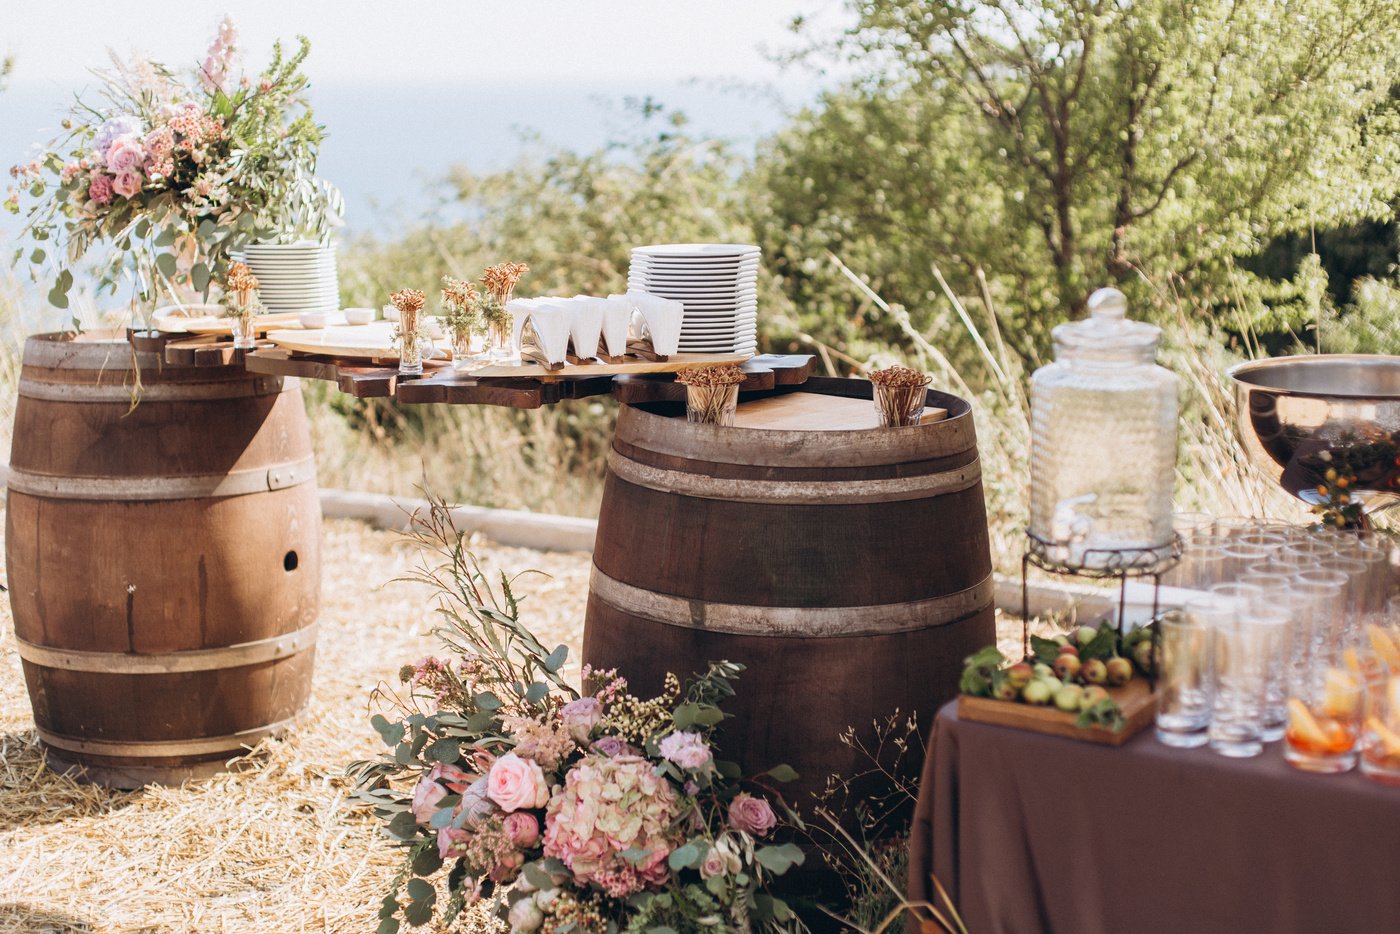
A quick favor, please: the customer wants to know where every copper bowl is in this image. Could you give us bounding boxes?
[1228,354,1400,511]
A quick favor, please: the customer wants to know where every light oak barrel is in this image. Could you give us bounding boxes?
[6,331,321,788]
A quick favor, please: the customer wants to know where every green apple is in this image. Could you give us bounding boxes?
[1054,684,1084,712]
[1007,662,1034,689]
[1076,625,1099,646]
[1022,680,1053,706]
[1081,658,1108,685]
[1106,657,1134,686]
[1053,653,1082,682]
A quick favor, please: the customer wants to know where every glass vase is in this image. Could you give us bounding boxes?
[399,307,423,376]
[873,383,928,427]
[230,311,257,350]
[451,328,485,372]
[487,317,516,363]
[685,384,739,426]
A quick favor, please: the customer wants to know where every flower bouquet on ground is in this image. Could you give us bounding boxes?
[5,15,341,324]
[350,499,808,933]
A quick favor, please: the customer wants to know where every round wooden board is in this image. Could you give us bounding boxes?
[157,311,306,335]
[264,322,428,359]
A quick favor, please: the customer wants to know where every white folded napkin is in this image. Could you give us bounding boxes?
[625,290,684,356]
[602,294,637,358]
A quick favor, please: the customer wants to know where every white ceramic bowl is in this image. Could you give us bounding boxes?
[344,307,376,325]
[298,311,333,329]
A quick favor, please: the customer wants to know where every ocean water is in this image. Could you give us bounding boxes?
[2,77,809,237]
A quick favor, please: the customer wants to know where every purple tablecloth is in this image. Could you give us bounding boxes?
[908,702,1400,934]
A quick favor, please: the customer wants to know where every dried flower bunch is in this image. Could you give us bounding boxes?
[224,260,259,302]
[481,261,529,303]
[677,365,745,426]
[390,288,425,316]
[870,365,932,428]
[675,364,746,387]
[440,276,482,337]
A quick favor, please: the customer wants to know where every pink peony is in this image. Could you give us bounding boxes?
[728,792,777,837]
[105,136,145,174]
[560,697,602,742]
[487,752,550,813]
[88,174,113,205]
[543,755,680,896]
[112,170,143,199]
[410,762,474,824]
[658,730,713,772]
[502,811,540,848]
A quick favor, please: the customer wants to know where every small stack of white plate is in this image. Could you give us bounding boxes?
[627,243,759,354]
[236,241,340,315]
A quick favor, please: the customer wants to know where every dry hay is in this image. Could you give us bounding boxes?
[0,516,590,933]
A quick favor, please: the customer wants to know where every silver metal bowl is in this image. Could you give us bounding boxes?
[1228,354,1400,510]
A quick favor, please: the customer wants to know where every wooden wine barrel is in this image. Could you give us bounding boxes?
[583,378,995,827]
[6,331,321,788]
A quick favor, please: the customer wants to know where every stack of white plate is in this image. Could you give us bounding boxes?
[236,242,340,315]
[627,243,759,354]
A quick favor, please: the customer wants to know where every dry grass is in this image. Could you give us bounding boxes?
[0,516,591,934]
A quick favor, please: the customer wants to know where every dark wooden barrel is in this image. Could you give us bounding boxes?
[583,378,995,830]
[6,331,321,788]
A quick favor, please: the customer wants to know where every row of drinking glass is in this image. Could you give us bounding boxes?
[1154,519,1400,783]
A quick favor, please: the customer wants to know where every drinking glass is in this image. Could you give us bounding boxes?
[1318,556,1369,647]
[1285,663,1363,773]
[1155,611,1215,748]
[1172,512,1216,547]
[398,306,423,376]
[1360,658,1400,786]
[230,311,257,350]
[1218,542,1272,584]
[1196,592,1268,758]
[1239,605,1290,741]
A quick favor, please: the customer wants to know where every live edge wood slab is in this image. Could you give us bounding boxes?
[132,325,818,408]
[957,677,1158,746]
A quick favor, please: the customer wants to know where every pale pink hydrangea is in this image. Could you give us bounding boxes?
[93,114,142,156]
[658,730,713,772]
[487,752,550,813]
[501,713,575,770]
[543,755,680,896]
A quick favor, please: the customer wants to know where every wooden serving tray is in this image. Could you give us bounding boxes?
[957,678,1157,746]
[156,311,302,334]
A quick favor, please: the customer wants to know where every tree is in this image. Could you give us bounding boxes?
[764,0,1400,332]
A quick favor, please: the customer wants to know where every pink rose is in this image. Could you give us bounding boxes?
[592,735,634,757]
[487,752,550,813]
[410,762,474,824]
[105,136,145,174]
[112,170,143,199]
[88,174,113,205]
[502,811,540,848]
[700,847,727,879]
[560,697,602,742]
[727,793,777,837]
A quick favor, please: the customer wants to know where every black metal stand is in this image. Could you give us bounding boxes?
[1019,530,1182,688]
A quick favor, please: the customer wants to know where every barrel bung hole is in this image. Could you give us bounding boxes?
[283,551,299,572]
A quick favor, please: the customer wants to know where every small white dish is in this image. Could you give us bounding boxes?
[298,311,333,329]
[344,307,376,325]
[382,304,399,322]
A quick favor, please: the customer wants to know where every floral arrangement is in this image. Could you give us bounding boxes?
[440,276,482,347]
[5,15,341,319]
[390,288,428,370]
[350,500,807,933]
[224,261,260,314]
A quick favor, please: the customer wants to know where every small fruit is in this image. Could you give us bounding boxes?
[1105,657,1134,687]
[1006,663,1034,689]
[1080,685,1110,710]
[1081,658,1108,685]
[1057,643,1080,658]
[1322,668,1360,718]
[1287,699,1330,749]
[1076,626,1098,646]
[1053,653,1082,681]
[1033,663,1055,679]
[1366,716,1400,757]
[992,678,1018,701]
[1132,640,1155,674]
[1053,635,1070,647]
[1022,680,1052,706]
[1054,684,1084,712]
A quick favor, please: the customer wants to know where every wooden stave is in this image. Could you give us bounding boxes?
[7,333,322,785]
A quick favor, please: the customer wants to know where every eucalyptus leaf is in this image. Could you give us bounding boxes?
[377,918,400,934]
[427,737,460,763]
[754,842,805,875]
[192,262,211,293]
[154,252,177,279]
[154,226,177,247]
[765,764,799,783]
[524,681,548,704]
[29,248,44,264]
[543,644,568,672]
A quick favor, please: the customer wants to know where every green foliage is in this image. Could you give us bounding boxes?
[766,0,1400,357]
